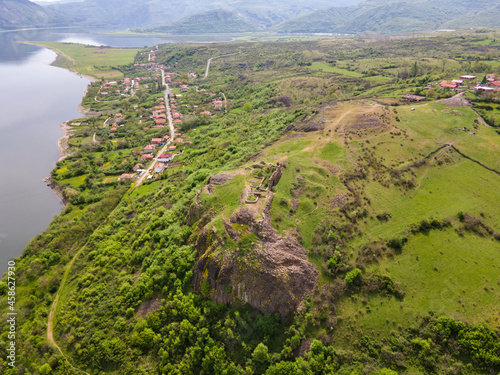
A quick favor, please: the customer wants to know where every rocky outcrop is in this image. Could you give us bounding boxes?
[193,193,318,317]
[268,163,283,190]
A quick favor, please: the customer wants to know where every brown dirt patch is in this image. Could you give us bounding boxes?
[330,194,349,209]
[313,158,343,176]
[342,114,388,133]
[168,161,182,169]
[137,297,162,317]
[441,109,465,116]
[290,175,306,198]
[441,93,471,108]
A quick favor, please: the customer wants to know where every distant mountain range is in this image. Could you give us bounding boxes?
[46,0,360,29]
[275,0,500,34]
[147,10,260,35]
[0,0,499,34]
[0,0,69,30]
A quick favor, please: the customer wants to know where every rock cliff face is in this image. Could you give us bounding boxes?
[193,182,318,316]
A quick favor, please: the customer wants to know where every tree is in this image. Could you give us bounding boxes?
[242,101,253,113]
[38,363,52,375]
[410,61,419,78]
[252,342,270,373]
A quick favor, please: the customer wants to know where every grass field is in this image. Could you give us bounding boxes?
[308,62,364,77]
[26,41,140,79]
[60,174,86,188]
[335,229,500,345]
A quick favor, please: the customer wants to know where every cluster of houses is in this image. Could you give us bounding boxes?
[402,73,500,102]
[439,74,500,92]
[151,97,167,127]
[168,93,184,127]
[100,76,146,99]
[100,80,133,99]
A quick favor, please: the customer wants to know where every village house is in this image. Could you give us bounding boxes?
[143,144,156,153]
[168,145,177,152]
[163,135,170,141]
[489,81,500,90]
[180,84,189,92]
[460,75,476,80]
[439,81,458,90]
[476,86,494,92]
[154,162,166,173]
[141,154,154,161]
[133,163,143,172]
[200,111,212,116]
[174,138,183,144]
[151,138,163,145]
[213,100,223,109]
[158,153,174,163]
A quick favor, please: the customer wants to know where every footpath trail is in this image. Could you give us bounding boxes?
[204,53,238,79]
[47,244,90,375]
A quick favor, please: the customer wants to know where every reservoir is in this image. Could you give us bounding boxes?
[0,29,233,274]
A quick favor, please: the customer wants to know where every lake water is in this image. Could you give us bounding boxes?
[0,29,234,274]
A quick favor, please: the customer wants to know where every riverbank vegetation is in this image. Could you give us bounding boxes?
[2,32,500,374]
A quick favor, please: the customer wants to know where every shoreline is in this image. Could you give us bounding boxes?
[44,53,96,203]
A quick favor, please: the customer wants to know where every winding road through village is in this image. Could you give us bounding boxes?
[134,69,176,187]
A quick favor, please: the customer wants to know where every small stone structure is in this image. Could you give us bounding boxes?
[245,162,283,204]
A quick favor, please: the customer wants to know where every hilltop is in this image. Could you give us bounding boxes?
[1,32,500,374]
[0,0,70,30]
[275,0,500,34]
[145,9,260,35]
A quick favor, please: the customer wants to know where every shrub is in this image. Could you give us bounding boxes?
[201,280,210,296]
[345,268,362,286]
[387,237,408,250]
[326,255,338,271]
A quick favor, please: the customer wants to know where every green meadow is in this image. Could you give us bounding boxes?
[27,41,140,79]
